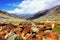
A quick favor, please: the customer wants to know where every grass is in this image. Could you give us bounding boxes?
[52,24,60,32]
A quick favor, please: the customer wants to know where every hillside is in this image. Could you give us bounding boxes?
[0,10,27,22]
[0,5,60,22]
[33,5,60,22]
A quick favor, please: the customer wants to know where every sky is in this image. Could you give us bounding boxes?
[0,0,23,10]
[0,0,60,14]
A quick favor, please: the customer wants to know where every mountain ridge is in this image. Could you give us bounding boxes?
[33,5,60,21]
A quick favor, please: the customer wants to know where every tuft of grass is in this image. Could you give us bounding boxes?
[39,22,44,25]
[52,24,60,32]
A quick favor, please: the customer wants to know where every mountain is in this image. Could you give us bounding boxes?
[15,14,35,19]
[27,10,49,19]
[31,5,60,21]
[0,10,26,22]
[16,5,60,20]
[0,5,60,22]
[14,10,49,20]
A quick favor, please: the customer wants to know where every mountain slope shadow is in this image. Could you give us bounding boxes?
[28,10,49,20]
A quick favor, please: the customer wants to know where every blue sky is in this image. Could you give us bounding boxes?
[0,0,60,14]
[0,0,23,10]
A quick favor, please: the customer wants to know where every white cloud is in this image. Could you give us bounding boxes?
[8,8,23,13]
[7,0,60,14]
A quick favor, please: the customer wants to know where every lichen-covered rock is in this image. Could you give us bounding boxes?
[7,34,19,40]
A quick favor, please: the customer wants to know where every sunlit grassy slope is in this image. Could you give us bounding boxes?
[0,11,27,22]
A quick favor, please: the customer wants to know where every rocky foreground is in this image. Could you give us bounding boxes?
[0,21,60,40]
